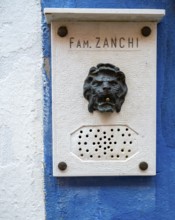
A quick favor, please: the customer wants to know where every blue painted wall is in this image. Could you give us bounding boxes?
[42,1,175,219]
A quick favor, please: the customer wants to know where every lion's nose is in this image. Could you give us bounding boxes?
[103,84,111,91]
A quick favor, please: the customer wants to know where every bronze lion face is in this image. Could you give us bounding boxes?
[83,63,128,113]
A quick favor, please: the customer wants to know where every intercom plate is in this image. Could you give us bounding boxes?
[45,9,165,176]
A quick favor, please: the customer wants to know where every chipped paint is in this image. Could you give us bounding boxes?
[0,0,45,219]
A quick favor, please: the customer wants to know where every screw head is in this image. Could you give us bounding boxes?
[58,162,67,171]
[139,162,148,171]
[57,26,68,37]
[141,26,151,37]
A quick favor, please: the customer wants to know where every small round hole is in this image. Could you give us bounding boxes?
[80,130,83,133]
[99,145,102,148]
[86,149,89,152]
[116,155,120,158]
[78,142,81,145]
[95,149,98,152]
[114,142,117,144]
[123,141,126,144]
[125,155,128,158]
[79,148,82,151]
[81,154,84,157]
[122,134,125,137]
[111,129,114,132]
[108,138,111,141]
[130,141,132,144]
[104,147,106,150]
[103,131,106,134]
[111,135,114,138]
[128,134,131,136]
[104,141,107,144]
[126,128,128,131]
[90,155,93,158]
[128,149,131,152]
[79,136,82,138]
[109,142,112,144]
[84,142,87,145]
[98,155,101,158]
[117,129,120,132]
[111,155,114,158]
[99,138,102,140]
[86,134,89,138]
[97,142,100,145]
[104,152,106,155]
[110,149,113,152]
[104,136,106,139]
[121,149,124,152]
[93,142,96,145]
[107,146,110,149]
[94,135,97,138]
[89,129,92,132]
[97,129,100,132]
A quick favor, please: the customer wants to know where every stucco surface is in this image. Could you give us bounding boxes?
[0,0,45,219]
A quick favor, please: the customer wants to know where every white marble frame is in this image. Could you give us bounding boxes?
[45,9,165,177]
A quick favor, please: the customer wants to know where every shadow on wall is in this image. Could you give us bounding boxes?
[56,176,154,188]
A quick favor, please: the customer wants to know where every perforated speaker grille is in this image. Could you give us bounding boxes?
[71,125,138,161]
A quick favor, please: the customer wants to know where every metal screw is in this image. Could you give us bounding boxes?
[58,162,67,171]
[57,26,68,37]
[141,26,151,37]
[139,162,148,171]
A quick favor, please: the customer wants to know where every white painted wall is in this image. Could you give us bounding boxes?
[0,0,45,219]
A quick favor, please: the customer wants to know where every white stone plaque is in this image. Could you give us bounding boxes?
[45,9,165,176]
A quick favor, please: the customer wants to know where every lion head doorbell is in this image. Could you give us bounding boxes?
[83,63,127,113]
[44,8,165,176]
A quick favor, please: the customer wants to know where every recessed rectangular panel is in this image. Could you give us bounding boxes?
[52,21,157,176]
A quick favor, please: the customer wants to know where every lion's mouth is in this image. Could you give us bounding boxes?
[97,95,115,107]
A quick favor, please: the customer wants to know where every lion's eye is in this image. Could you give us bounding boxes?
[92,81,102,86]
[110,81,118,86]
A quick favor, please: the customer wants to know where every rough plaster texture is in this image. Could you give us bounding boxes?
[0,0,45,219]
